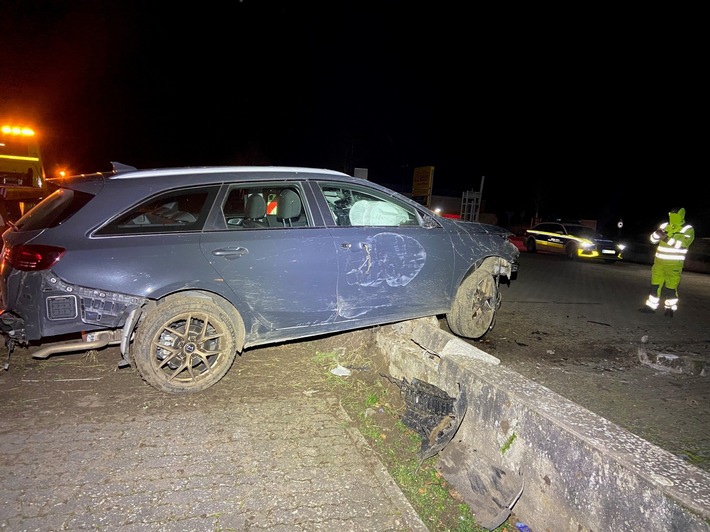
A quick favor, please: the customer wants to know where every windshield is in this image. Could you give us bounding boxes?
[568,225,601,239]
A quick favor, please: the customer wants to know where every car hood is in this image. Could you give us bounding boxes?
[444,219,519,261]
[449,219,513,237]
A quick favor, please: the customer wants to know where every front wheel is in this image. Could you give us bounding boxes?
[446,269,499,339]
[133,296,240,394]
[565,243,578,260]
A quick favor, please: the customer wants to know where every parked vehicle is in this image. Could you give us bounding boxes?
[0,164,519,393]
[524,220,625,262]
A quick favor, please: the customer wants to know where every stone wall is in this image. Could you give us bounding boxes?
[375,318,710,531]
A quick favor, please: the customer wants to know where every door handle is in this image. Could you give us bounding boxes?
[341,242,370,252]
[212,247,249,259]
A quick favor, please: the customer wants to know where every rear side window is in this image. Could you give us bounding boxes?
[13,188,94,231]
[96,186,218,235]
[534,223,560,233]
[222,185,308,229]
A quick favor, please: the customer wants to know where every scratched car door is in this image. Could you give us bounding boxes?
[318,183,455,323]
[202,184,339,330]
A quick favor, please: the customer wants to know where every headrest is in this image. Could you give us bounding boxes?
[245,194,266,219]
[277,189,301,221]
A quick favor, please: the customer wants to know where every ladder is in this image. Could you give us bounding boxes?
[460,177,485,221]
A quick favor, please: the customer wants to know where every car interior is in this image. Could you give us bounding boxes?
[224,187,307,229]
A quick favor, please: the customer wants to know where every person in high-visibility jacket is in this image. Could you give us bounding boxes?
[639,207,695,317]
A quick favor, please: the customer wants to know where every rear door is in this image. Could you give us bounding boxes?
[531,223,566,254]
[201,183,339,331]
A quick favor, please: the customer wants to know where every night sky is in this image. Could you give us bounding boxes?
[1,2,706,237]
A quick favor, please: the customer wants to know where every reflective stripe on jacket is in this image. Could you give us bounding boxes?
[651,223,694,263]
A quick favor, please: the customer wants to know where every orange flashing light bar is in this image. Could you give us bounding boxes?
[1,125,37,137]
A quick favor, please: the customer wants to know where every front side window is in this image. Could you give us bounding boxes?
[319,183,419,227]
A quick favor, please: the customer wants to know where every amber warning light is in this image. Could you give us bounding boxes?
[1,125,36,137]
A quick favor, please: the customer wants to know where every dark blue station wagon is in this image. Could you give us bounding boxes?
[0,165,519,393]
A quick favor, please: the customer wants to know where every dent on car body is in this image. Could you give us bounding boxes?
[345,232,426,288]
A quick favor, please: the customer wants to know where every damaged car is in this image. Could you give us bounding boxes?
[0,164,519,393]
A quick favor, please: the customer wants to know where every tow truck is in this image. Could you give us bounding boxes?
[0,124,50,230]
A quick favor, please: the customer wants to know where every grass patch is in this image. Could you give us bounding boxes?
[310,346,516,532]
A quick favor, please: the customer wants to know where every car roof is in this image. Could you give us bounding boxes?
[533,221,589,229]
[48,163,423,210]
[107,163,350,180]
[534,219,582,226]
[48,164,365,193]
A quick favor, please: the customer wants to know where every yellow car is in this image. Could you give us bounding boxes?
[524,221,625,262]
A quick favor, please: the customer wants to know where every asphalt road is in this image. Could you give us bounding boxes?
[495,250,710,353]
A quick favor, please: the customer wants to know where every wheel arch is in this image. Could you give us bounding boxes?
[461,255,515,286]
[564,241,579,260]
[145,278,251,317]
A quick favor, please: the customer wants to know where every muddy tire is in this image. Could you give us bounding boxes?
[446,269,499,339]
[133,295,240,394]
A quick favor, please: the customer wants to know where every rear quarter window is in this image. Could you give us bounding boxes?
[96,186,218,235]
[13,188,94,231]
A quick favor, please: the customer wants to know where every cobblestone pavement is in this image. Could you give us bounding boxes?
[4,252,708,531]
[0,345,428,531]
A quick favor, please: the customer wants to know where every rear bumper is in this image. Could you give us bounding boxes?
[1,270,146,342]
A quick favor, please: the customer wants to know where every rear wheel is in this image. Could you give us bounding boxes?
[133,295,240,394]
[525,237,537,253]
[446,269,499,339]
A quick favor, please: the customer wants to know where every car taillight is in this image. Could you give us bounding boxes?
[2,244,65,271]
